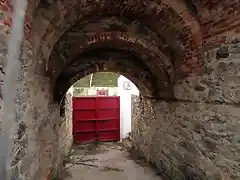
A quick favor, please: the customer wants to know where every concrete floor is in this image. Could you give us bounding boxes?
[60,142,162,180]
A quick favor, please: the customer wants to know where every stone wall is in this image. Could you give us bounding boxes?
[132,42,240,180]
[0,40,6,122]
[131,95,140,137]
[133,100,240,180]
[35,91,73,179]
[131,96,156,161]
[22,94,73,180]
[59,92,73,157]
[2,50,74,179]
[0,37,33,179]
[46,91,73,177]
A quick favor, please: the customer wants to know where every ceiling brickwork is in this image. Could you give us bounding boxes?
[1,0,239,101]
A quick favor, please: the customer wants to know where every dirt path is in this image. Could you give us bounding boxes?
[60,142,162,180]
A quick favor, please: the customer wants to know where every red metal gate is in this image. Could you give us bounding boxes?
[72,96,120,144]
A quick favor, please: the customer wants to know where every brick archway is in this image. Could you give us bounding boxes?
[32,0,202,80]
[53,50,162,102]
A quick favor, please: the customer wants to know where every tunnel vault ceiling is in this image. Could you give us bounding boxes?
[34,0,205,102]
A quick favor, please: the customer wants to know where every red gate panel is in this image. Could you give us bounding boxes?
[72,96,120,144]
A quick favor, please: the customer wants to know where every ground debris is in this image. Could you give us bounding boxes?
[59,142,162,180]
[121,134,133,151]
[100,165,124,172]
[76,162,98,168]
[81,158,98,162]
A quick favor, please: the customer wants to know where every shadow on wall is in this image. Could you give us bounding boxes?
[59,89,74,158]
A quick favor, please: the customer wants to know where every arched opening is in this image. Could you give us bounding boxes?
[61,71,140,141]
[56,68,157,179]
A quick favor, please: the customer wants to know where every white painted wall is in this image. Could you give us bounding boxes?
[118,75,139,139]
[67,85,74,95]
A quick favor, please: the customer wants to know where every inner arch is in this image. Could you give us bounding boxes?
[49,31,173,80]
[53,49,163,102]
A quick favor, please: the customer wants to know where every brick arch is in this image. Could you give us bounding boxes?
[54,58,159,103]
[48,16,172,78]
[0,0,43,40]
[49,31,173,84]
[192,0,240,48]
[33,0,202,80]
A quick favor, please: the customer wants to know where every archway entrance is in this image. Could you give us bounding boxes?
[68,72,141,144]
[58,72,158,180]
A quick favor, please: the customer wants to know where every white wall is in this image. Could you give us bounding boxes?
[118,75,139,139]
[67,85,74,95]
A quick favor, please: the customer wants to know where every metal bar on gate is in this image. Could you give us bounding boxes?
[95,97,99,142]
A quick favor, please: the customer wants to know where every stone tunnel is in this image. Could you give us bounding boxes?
[0,0,240,179]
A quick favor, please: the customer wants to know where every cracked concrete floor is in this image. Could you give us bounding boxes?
[60,142,162,180]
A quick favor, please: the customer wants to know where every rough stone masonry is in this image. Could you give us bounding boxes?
[0,0,240,179]
[131,43,240,179]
